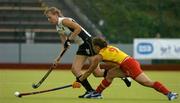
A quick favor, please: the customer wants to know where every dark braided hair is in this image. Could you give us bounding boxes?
[92,37,108,49]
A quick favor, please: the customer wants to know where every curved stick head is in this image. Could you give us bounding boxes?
[32,84,38,89]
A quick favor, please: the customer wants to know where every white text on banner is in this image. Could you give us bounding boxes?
[134,39,180,59]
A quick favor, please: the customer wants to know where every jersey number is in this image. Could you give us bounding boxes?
[109,47,118,53]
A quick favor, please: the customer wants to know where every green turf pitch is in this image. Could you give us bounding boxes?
[0,70,179,103]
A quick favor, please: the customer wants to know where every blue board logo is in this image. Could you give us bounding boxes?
[137,43,153,54]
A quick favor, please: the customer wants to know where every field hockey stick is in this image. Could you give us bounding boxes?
[32,48,68,89]
[15,82,81,98]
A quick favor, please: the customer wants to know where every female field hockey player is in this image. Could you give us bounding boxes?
[79,37,178,100]
[44,7,131,98]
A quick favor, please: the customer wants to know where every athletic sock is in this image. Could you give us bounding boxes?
[153,81,170,95]
[76,76,94,92]
[96,79,111,93]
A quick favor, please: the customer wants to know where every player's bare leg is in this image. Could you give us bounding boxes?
[93,64,131,87]
[92,64,105,77]
[135,72,178,101]
[77,56,102,98]
[71,55,96,98]
[96,68,128,94]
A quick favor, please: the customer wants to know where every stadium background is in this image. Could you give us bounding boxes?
[0,0,179,69]
[0,0,179,103]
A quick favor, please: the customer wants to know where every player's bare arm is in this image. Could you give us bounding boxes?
[62,19,81,40]
[54,33,67,66]
[79,54,103,81]
[59,32,67,44]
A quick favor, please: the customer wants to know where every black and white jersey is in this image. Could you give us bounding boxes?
[56,17,91,45]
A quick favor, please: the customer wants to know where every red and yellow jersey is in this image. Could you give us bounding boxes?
[99,45,129,64]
